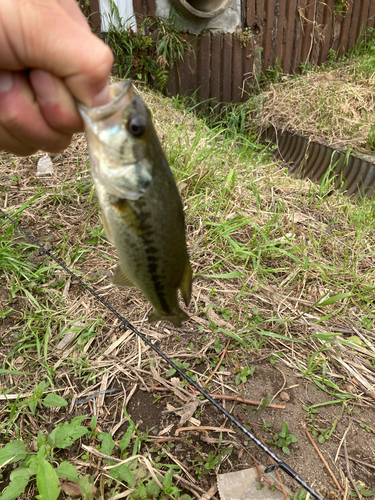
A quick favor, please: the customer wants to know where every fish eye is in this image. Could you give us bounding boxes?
[128,117,146,137]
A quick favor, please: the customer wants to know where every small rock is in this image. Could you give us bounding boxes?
[31,439,38,452]
[345,384,356,394]
[36,154,53,176]
[279,391,290,402]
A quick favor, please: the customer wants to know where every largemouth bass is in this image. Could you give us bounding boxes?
[78,80,192,326]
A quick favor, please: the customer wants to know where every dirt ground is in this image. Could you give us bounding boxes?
[1,101,375,500]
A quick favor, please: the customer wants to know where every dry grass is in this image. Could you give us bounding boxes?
[1,84,375,499]
[253,59,375,153]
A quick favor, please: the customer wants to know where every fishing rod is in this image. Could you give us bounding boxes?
[0,207,325,500]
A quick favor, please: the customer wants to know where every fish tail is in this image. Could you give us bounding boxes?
[148,308,189,327]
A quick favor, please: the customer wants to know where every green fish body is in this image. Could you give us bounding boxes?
[79,81,192,326]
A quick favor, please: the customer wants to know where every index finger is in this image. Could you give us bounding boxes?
[0,0,113,106]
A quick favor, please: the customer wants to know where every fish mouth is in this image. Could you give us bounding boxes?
[77,80,134,122]
[78,81,151,200]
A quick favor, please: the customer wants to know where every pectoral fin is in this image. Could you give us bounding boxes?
[112,264,136,287]
[112,198,145,235]
[180,261,192,306]
[101,210,114,243]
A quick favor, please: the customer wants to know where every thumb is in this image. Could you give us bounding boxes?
[1,0,113,106]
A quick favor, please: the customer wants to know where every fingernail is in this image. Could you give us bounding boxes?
[0,71,14,94]
[92,85,111,107]
[30,70,57,105]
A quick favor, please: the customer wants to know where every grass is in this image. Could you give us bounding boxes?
[1,80,375,498]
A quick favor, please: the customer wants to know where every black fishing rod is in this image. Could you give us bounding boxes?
[0,207,325,500]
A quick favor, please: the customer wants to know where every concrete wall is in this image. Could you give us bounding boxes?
[155,0,241,34]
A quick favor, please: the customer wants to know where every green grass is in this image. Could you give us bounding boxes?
[1,81,375,497]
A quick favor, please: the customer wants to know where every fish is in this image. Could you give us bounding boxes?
[78,80,192,327]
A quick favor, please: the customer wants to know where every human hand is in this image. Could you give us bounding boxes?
[0,0,113,155]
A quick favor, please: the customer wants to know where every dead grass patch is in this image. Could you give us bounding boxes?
[253,59,375,153]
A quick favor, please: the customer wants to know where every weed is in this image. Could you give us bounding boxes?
[309,418,337,444]
[294,488,308,500]
[303,405,321,422]
[101,2,193,90]
[166,360,197,383]
[366,123,375,152]
[0,415,89,500]
[270,422,298,455]
[189,447,232,479]
[349,482,375,498]
[334,0,349,16]
[234,364,255,385]
[0,408,191,500]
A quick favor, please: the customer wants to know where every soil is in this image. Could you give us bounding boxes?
[1,114,375,500]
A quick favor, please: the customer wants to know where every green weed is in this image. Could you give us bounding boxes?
[270,422,298,455]
[101,2,193,90]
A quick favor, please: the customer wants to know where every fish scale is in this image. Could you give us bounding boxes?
[79,80,192,326]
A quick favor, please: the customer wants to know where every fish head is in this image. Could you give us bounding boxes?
[78,80,153,200]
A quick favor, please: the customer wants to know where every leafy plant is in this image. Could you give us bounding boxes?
[366,123,375,152]
[0,416,89,500]
[349,482,375,498]
[303,405,320,422]
[0,411,190,500]
[235,364,255,385]
[296,347,331,379]
[334,0,349,16]
[310,419,337,444]
[271,422,297,455]
[166,359,197,382]
[189,448,232,478]
[101,2,194,90]
[294,488,307,500]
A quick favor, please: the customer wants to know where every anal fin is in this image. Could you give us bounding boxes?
[112,264,136,287]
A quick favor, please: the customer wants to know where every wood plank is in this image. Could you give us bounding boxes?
[348,0,362,49]
[132,0,143,28]
[300,0,316,65]
[310,0,325,66]
[89,0,101,32]
[179,34,191,97]
[292,0,307,71]
[242,34,253,96]
[263,0,277,70]
[210,34,222,103]
[357,0,371,39]
[232,36,243,102]
[283,0,297,73]
[332,13,343,51]
[275,0,287,65]
[368,0,375,29]
[166,65,179,97]
[337,0,353,56]
[246,0,256,28]
[318,0,334,65]
[222,34,233,103]
[146,0,156,18]
[255,0,266,61]
[197,34,211,105]
[187,34,198,98]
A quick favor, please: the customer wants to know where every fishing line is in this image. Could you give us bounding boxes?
[0,207,325,500]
